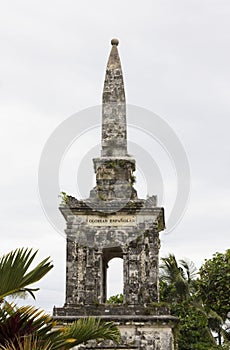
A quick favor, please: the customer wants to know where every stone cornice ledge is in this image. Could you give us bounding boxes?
[53,314,178,324]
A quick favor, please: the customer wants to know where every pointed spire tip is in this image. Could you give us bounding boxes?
[111,38,119,46]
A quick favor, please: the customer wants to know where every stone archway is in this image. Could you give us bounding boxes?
[102,246,123,303]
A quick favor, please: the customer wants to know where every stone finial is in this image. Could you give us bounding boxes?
[111,38,119,46]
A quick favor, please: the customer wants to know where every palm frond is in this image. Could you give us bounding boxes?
[180,259,197,282]
[0,303,70,349]
[0,335,53,350]
[160,254,180,282]
[62,317,121,348]
[0,303,54,345]
[0,248,53,300]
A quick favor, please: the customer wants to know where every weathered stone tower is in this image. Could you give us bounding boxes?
[54,39,176,349]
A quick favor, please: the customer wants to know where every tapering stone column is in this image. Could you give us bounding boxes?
[102,38,127,157]
[91,39,137,202]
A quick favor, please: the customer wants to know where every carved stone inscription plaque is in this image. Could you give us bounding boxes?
[87,215,136,226]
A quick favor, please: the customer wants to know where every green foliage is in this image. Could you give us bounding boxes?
[107,294,123,304]
[0,248,121,349]
[160,254,220,349]
[198,249,230,322]
[62,317,121,347]
[198,249,230,346]
[0,335,53,350]
[159,280,177,303]
[0,303,59,349]
[58,191,69,205]
[221,325,230,348]
[0,303,121,349]
[107,159,127,168]
[98,192,107,201]
[0,248,53,301]
[172,301,217,350]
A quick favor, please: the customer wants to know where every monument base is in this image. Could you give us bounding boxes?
[53,305,177,349]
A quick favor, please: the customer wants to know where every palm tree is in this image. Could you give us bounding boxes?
[160,255,220,349]
[0,248,121,349]
[160,254,197,303]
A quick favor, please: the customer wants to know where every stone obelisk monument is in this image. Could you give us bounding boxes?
[54,39,176,349]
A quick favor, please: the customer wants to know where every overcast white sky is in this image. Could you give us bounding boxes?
[1,0,230,312]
